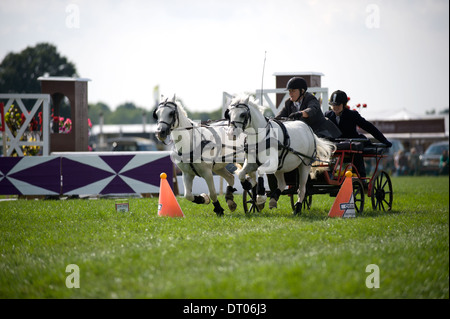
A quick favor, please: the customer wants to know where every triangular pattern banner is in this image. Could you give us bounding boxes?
[0,157,60,195]
[0,152,173,196]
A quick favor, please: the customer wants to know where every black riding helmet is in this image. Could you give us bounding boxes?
[286,77,307,103]
[329,90,348,106]
[286,77,307,92]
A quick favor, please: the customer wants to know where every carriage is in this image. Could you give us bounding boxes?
[242,138,393,215]
[154,95,393,217]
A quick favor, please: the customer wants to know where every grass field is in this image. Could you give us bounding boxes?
[0,176,448,299]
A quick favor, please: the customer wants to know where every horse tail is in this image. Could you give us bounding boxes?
[310,135,336,179]
[315,135,336,162]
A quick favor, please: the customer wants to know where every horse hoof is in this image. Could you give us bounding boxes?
[269,198,277,209]
[213,201,224,217]
[214,208,224,217]
[293,202,302,216]
[256,194,267,205]
[201,193,210,205]
[227,200,237,212]
[241,179,252,191]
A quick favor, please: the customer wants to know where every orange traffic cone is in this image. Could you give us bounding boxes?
[328,171,356,218]
[158,172,184,218]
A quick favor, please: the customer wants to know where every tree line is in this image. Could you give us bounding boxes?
[1,42,447,126]
[0,42,222,126]
[87,100,224,126]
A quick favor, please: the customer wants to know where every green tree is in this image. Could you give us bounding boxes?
[187,108,223,121]
[88,102,112,125]
[107,102,148,124]
[0,42,78,94]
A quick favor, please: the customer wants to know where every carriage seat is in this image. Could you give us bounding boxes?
[334,141,364,152]
[333,139,387,155]
[361,144,388,155]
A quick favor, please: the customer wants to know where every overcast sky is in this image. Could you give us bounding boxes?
[1,0,449,117]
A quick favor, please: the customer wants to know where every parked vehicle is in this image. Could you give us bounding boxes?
[108,137,158,152]
[419,141,449,175]
[365,139,404,175]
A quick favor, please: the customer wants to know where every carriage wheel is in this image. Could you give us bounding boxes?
[352,179,365,214]
[242,186,261,214]
[290,193,312,211]
[371,170,393,211]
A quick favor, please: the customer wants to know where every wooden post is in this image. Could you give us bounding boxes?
[38,76,91,153]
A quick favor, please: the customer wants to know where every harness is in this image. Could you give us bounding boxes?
[153,101,179,133]
[176,139,214,177]
[228,103,320,169]
[275,119,318,167]
[154,101,244,177]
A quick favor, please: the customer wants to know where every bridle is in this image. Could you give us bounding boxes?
[224,103,251,130]
[153,100,179,131]
[225,101,320,169]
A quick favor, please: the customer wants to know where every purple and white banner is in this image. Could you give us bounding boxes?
[0,152,173,196]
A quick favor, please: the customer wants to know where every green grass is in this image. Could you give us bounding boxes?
[0,176,448,299]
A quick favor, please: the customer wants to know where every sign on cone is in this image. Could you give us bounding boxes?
[328,171,356,218]
[158,172,184,218]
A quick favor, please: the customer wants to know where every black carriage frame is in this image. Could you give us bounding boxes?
[243,138,393,215]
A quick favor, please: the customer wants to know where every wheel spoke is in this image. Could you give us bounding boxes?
[376,176,381,189]
[371,171,393,211]
[352,180,365,214]
[381,177,388,190]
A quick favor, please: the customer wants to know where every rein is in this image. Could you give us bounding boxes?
[228,102,325,168]
[154,101,179,129]
[227,103,252,130]
[155,101,245,176]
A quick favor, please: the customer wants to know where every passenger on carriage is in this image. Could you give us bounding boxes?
[324,90,393,178]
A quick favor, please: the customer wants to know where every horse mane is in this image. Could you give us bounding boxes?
[172,99,188,119]
[161,95,193,126]
[230,94,268,115]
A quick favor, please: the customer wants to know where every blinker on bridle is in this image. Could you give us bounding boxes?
[225,103,251,129]
[153,101,179,129]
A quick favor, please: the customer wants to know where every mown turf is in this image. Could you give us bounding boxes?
[0,176,448,299]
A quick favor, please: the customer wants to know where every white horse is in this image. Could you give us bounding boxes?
[153,96,248,216]
[225,95,336,215]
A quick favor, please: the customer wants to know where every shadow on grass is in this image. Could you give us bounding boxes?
[185,194,404,221]
[227,205,403,222]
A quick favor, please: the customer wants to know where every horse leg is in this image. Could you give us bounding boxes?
[213,165,237,211]
[248,171,257,185]
[256,175,267,207]
[238,161,259,191]
[182,173,195,202]
[294,165,310,216]
[202,170,224,217]
[256,147,279,176]
[183,173,210,205]
[269,171,286,209]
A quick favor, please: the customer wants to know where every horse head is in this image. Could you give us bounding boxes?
[225,95,251,140]
[153,95,179,142]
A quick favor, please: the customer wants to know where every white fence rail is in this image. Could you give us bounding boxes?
[0,94,50,156]
[223,87,329,116]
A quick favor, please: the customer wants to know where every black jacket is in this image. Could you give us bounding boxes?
[324,107,389,144]
[275,92,341,139]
